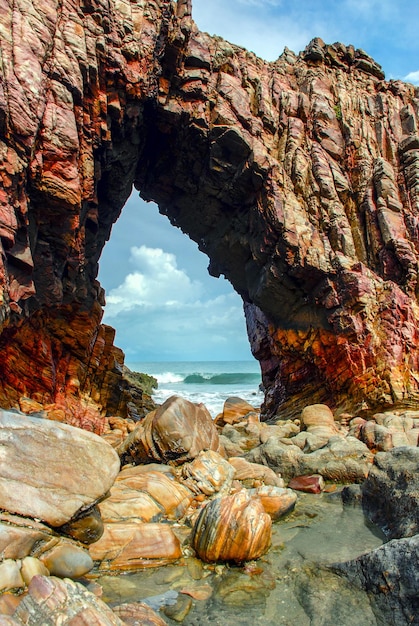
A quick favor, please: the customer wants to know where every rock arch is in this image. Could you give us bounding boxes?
[1,0,419,424]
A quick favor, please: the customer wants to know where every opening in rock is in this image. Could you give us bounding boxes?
[98,192,263,415]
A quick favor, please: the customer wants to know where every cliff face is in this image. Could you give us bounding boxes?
[1,0,419,422]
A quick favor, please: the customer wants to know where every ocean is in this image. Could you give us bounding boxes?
[126,360,264,418]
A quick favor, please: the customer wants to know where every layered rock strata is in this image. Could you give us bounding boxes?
[1,0,419,418]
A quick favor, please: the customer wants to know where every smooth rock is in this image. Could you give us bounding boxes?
[300,404,340,438]
[191,490,271,563]
[40,543,94,578]
[214,397,259,427]
[118,396,221,466]
[249,485,297,519]
[113,468,192,520]
[89,523,182,571]
[0,410,120,526]
[288,474,325,494]
[228,456,284,487]
[20,556,50,585]
[0,560,24,592]
[181,450,235,496]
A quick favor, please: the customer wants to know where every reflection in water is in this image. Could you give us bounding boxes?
[96,490,385,625]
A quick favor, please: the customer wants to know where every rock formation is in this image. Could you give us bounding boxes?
[1,0,419,420]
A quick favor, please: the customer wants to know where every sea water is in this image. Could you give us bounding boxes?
[126,360,264,417]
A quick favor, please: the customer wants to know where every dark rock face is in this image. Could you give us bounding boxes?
[334,535,419,626]
[2,0,419,420]
[361,447,419,540]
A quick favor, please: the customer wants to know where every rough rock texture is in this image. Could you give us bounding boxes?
[0,410,120,526]
[360,446,419,539]
[9,575,125,625]
[334,535,419,626]
[2,0,419,419]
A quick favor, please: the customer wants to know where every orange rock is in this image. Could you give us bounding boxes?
[118,396,221,466]
[180,450,235,496]
[228,456,284,488]
[114,468,192,520]
[113,602,168,625]
[191,490,271,563]
[249,485,297,520]
[89,522,182,571]
[214,396,260,428]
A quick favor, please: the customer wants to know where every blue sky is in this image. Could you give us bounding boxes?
[99,0,419,364]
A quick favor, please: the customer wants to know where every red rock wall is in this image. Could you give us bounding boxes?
[1,0,419,422]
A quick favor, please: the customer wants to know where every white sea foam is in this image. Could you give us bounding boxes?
[154,372,184,384]
[128,361,263,417]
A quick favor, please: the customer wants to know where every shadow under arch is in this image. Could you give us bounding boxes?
[0,0,418,425]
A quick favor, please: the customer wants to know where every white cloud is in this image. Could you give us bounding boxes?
[101,245,252,360]
[104,245,203,316]
[404,70,419,85]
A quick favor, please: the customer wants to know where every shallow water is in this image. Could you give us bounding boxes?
[96,490,385,626]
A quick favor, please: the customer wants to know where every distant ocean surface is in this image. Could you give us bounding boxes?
[126,361,264,417]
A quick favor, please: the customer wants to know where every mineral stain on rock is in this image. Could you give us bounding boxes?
[1,0,419,422]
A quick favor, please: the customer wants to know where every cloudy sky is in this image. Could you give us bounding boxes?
[99,0,419,364]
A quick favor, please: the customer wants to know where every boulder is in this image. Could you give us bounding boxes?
[246,434,372,482]
[248,485,297,520]
[214,397,259,428]
[228,456,284,488]
[89,522,182,571]
[0,410,120,526]
[180,450,235,496]
[361,446,419,539]
[300,404,340,438]
[112,467,192,520]
[191,490,271,563]
[334,535,419,626]
[11,575,125,625]
[117,396,221,466]
[39,543,93,579]
[288,474,325,494]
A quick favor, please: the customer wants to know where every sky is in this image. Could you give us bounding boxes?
[99,0,419,364]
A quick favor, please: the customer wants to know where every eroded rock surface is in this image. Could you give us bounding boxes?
[1,0,419,420]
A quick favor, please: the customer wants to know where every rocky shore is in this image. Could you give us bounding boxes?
[0,395,418,625]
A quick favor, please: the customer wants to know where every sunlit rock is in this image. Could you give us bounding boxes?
[20,556,50,586]
[248,485,297,520]
[113,467,193,520]
[181,450,235,496]
[214,397,260,428]
[191,490,271,563]
[12,575,124,625]
[0,560,24,592]
[89,523,182,571]
[0,410,120,526]
[300,404,341,438]
[228,456,284,488]
[118,396,221,466]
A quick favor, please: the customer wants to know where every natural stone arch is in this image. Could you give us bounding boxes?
[1,0,419,426]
